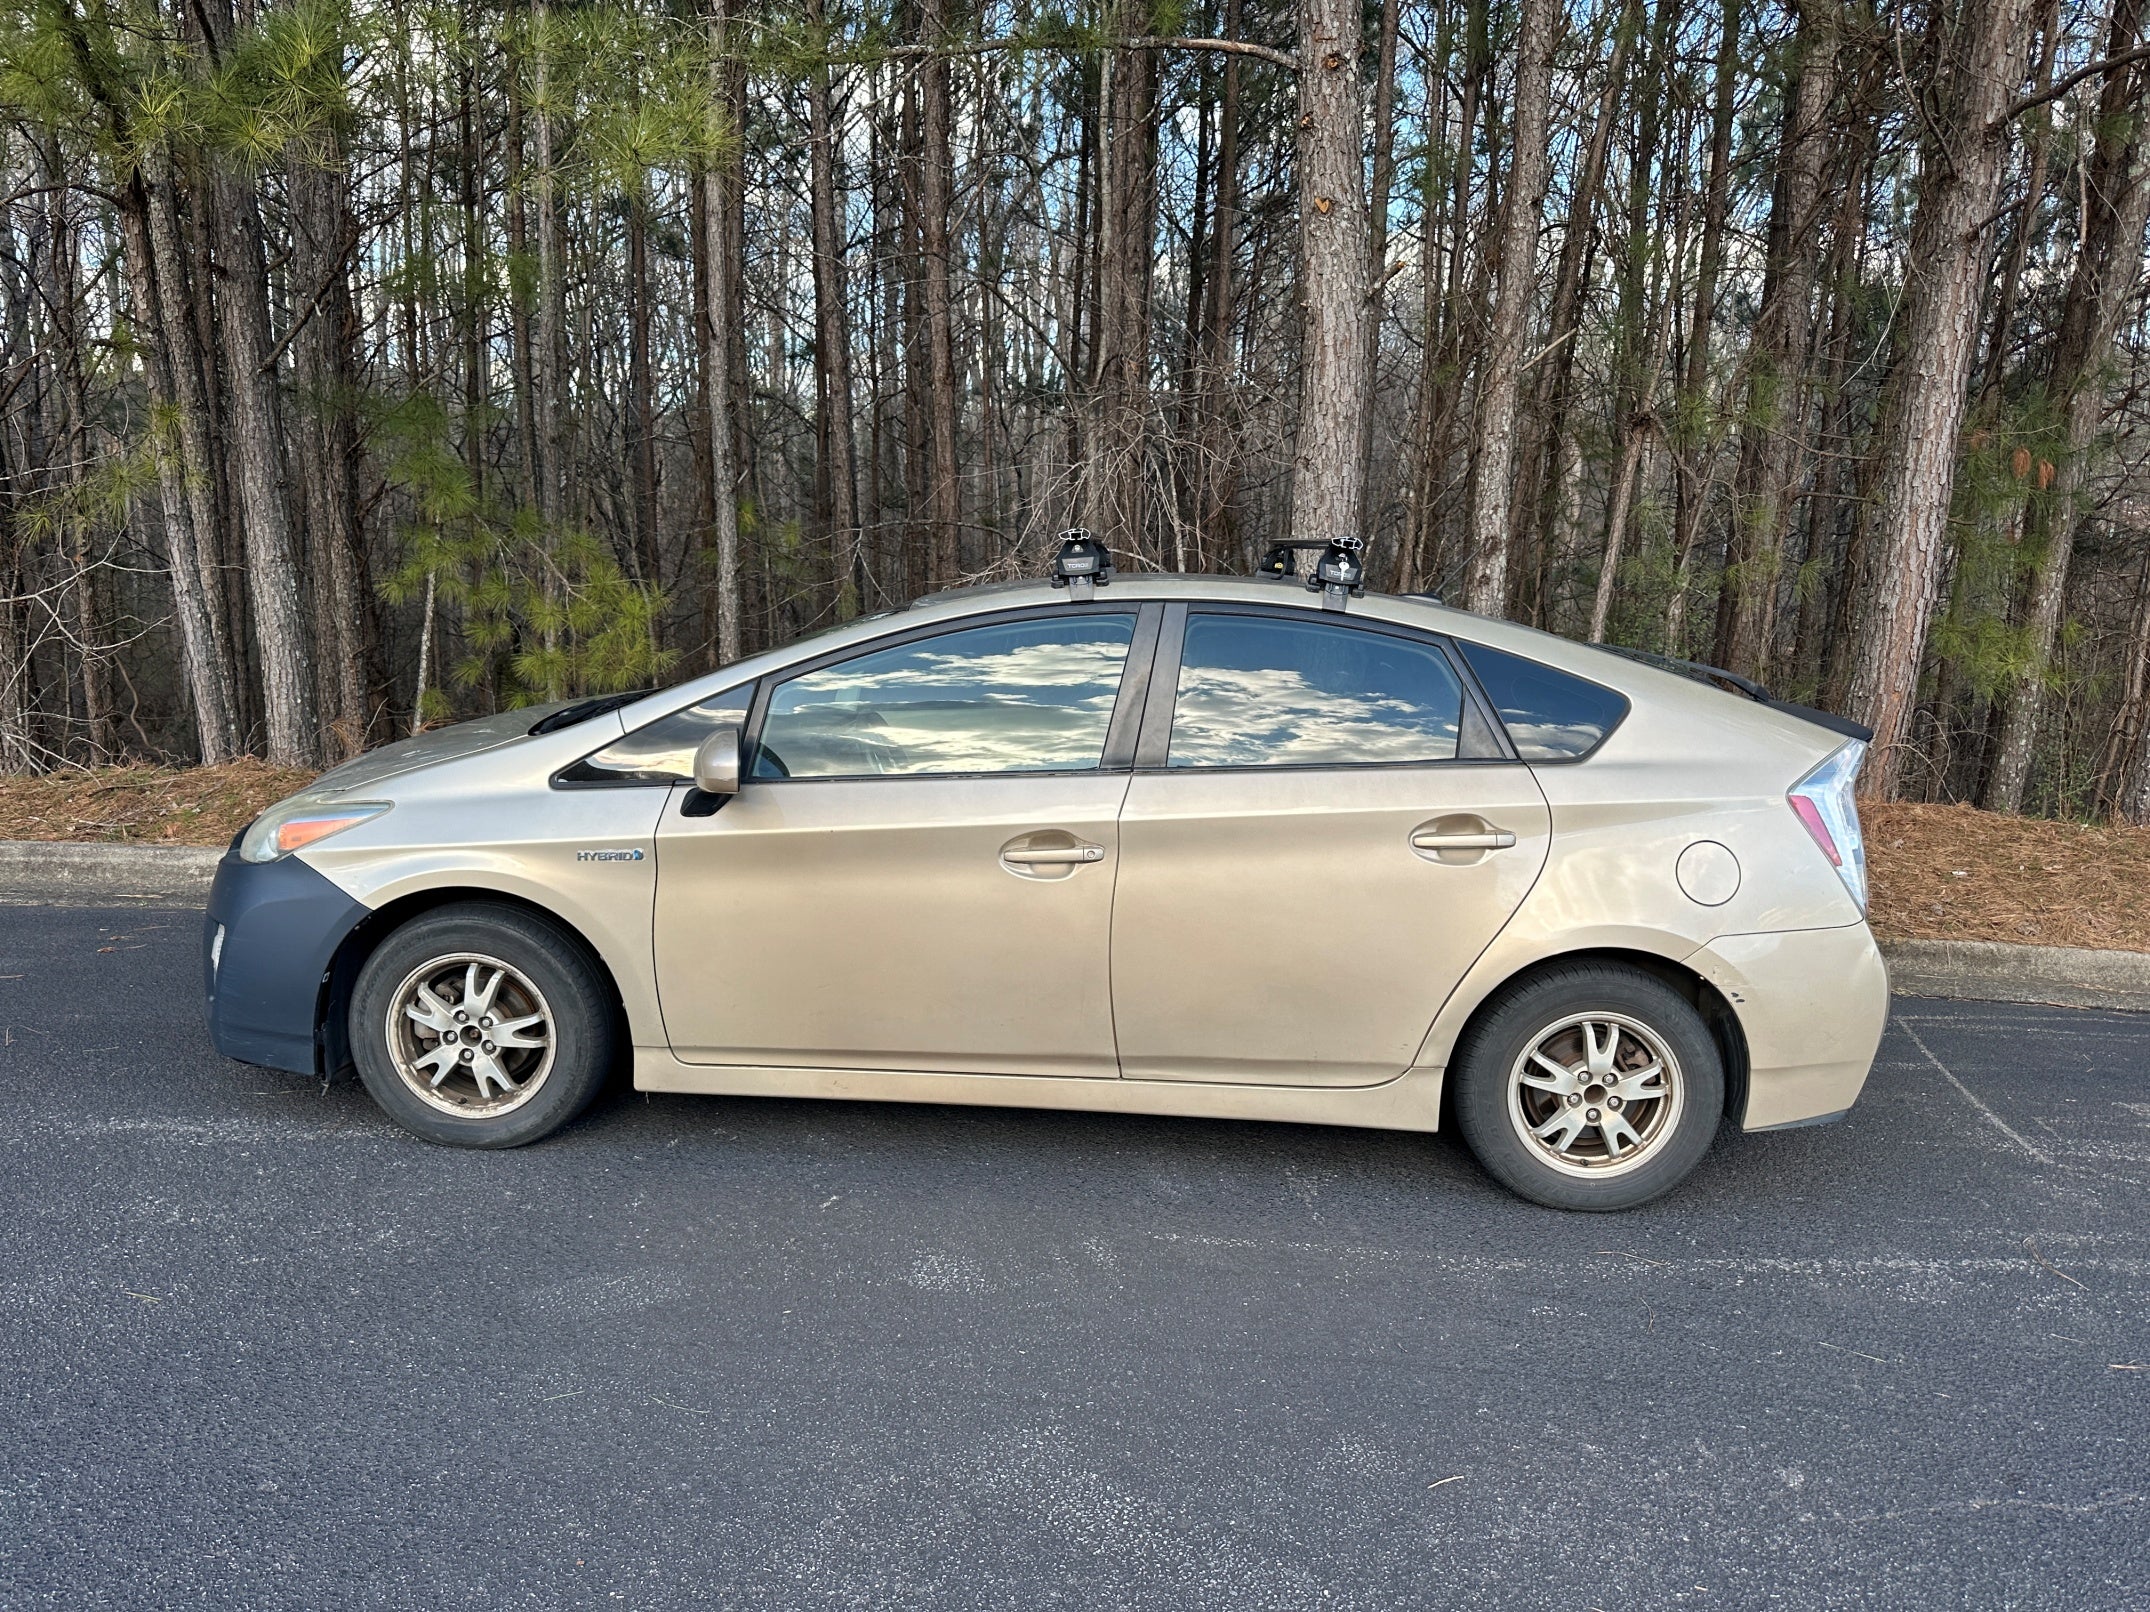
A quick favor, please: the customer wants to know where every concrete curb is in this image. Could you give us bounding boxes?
[0,841,223,907]
[1878,938,2150,1013]
[5,842,2150,1012]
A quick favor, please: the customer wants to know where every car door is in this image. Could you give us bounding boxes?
[653,604,1157,1076]
[1110,604,1551,1087]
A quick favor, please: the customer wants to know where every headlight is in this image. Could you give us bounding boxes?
[239,800,393,864]
[1787,741,1867,912]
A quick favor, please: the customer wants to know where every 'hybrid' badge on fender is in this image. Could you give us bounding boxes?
[575,848,646,862]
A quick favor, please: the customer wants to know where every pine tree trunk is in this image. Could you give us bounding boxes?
[39,135,111,760]
[1715,5,1840,683]
[131,163,240,763]
[289,146,375,761]
[1195,0,1243,568]
[808,11,864,609]
[1084,6,1157,561]
[703,0,744,664]
[1514,0,1633,624]
[1846,0,2037,796]
[1290,0,1373,545]
[212,165,319,765]
[1990,0,2149,812]
[1356,0,1401,536]
[917,0,963,583]
[1461,0,1555,613]
[1665,0,1741,649]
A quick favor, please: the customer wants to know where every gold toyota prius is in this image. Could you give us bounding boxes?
[203,535,1888,1210]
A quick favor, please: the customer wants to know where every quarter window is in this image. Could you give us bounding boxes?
[1167,614,1464,768]
[1455,641,1628,761]
[558,689,753,785]
[755,614,1136,779]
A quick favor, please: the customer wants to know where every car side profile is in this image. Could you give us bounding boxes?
[203,542,1888,1210]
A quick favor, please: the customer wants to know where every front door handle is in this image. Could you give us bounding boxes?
[1005,845,1106,866]
[999,832,1107,880]
[1411,828,1517,851]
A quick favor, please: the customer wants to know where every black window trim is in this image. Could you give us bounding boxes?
[735,600,1165,786]
[1131,601,1522,774]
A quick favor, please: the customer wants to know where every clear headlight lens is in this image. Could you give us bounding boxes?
[1787,741,1868,912]
[239,800,392,864]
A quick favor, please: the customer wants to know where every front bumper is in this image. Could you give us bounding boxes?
[1688,922,1891,1131]
[203,846,370,1075]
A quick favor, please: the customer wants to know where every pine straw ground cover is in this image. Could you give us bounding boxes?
[0,762,318,847]
[4,766,2150,953]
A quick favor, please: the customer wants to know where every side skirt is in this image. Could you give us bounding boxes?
[632,1049,1447,1134]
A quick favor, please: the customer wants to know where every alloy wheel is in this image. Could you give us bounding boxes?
[385,952,556,1118]
[1504,1011,1685,1179]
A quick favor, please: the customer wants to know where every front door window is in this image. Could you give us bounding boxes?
[756,615,1136,779]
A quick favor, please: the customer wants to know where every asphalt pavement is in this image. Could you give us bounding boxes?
[1,904,2144,1610]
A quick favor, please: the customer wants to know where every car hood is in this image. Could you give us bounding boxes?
[303,703,580,799]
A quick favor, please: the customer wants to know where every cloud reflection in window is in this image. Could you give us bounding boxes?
[761,616,1133,777]
[1169,616,1462,768]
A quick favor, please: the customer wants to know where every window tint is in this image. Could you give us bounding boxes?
[756,614,1135,779]
[1167,614,1463,768]
[1456,641,1628,761]
[557,689,754,784]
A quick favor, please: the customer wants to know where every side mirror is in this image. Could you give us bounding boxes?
[692,726,743,796]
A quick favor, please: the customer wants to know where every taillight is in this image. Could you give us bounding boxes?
[1787,741,1867,911]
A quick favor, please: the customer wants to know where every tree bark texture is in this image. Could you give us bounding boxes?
[1846,0,2037,795]
[1461,0,1556,614]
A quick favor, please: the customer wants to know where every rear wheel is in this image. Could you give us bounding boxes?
[349,903,617,1148]
[1452,964,1723,1210]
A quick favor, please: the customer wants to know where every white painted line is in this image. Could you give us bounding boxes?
[1900,1021,2055,1167]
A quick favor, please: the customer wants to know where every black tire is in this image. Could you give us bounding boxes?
[1452,963,1724,1211]
[348,901,618,1148]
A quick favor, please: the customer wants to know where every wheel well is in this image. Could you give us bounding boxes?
[1441,948,1751,1124]
[317,888,628,1078]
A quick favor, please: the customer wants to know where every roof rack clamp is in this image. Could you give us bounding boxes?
[1050,530,1114,601]
[1309,535,1366,611]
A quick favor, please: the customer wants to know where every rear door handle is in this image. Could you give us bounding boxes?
[1004,845,1106,865]
[1410,828,1517,851]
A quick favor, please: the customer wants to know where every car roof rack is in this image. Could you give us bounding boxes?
[1257,536,1366,610]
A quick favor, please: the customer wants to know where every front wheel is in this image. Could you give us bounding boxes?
[1452,964,1724,1211]
[349,902,618,1148]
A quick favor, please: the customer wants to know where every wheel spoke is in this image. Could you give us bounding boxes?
[1600,1106,1642,1158]
[463,963,505,1020]
[1521,1050,1577,1093]
[469,1049,521,1102]
[491,1011,549,1051]
[1582,1020,1618,1079]
[405,983,458,1036]
[1532,1108,1589,1154]
[413,1042,460,1088]
[1609,1061,1665,1100]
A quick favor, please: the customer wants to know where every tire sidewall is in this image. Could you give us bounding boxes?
[1454,966,1724,1211]
[350,904,616,1148]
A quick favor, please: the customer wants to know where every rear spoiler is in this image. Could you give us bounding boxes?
[1596,646,1873,744]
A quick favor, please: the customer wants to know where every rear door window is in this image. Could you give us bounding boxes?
[1455,641,1628,761]
[1167,613,1464,768]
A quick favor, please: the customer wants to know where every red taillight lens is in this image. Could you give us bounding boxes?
[1788,792,1841,866]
